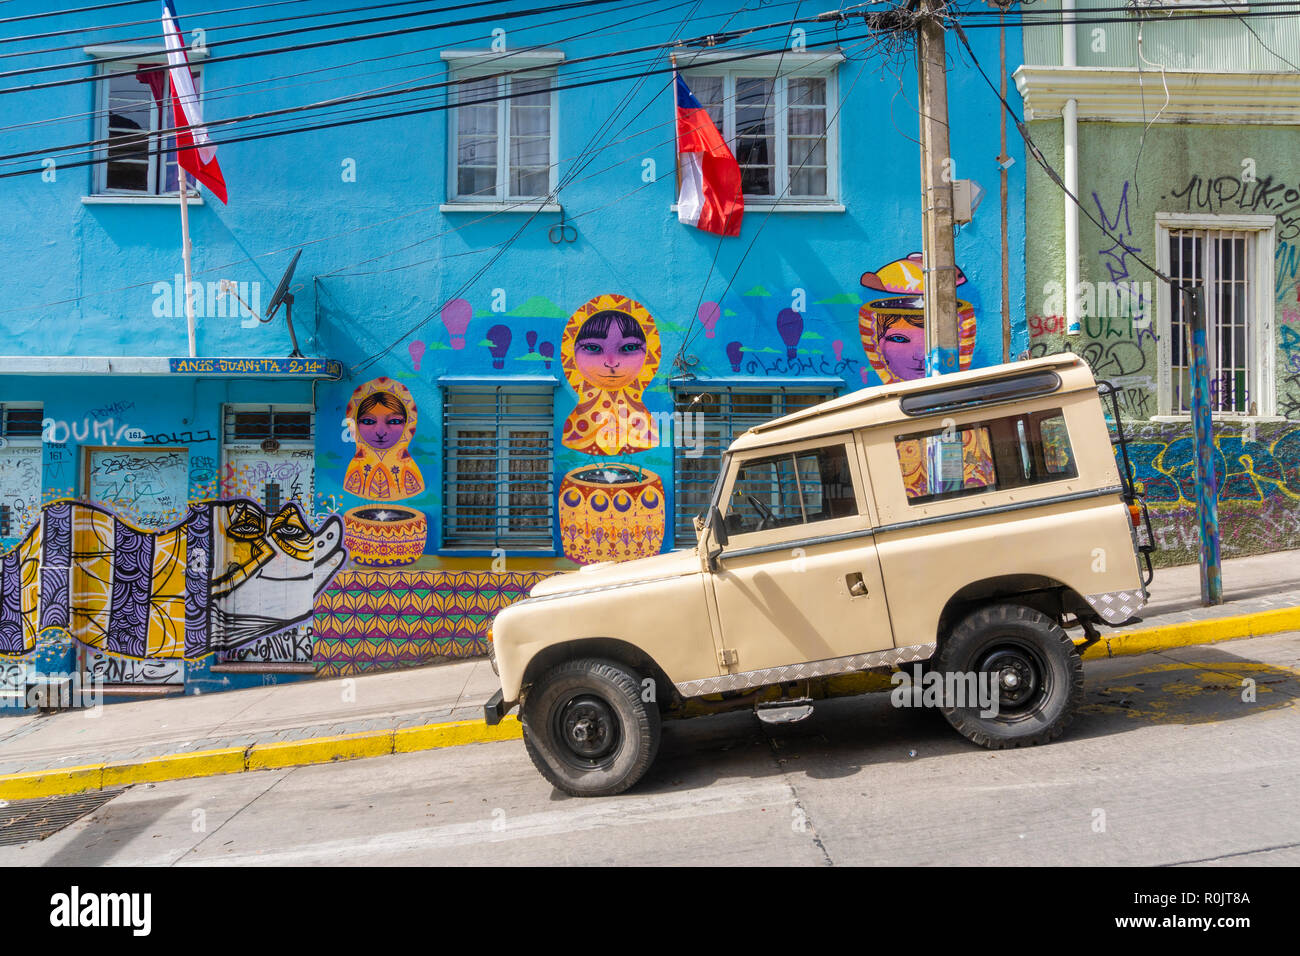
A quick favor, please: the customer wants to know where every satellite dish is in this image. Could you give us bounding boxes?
[265,249,304,358]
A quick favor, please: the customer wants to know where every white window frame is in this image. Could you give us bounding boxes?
[441,50,563,211]
[1154,213,1278,420]
[88,45,209,200]
[676,50,844,212]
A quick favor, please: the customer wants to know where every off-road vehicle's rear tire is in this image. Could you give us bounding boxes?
[934,603,1084,749]
[521,657,660,797]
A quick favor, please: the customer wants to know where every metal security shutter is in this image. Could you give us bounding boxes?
[442,385,555,549]
[670,385,837,544]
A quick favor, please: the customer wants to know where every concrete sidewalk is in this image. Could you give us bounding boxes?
[2,548,1298,799]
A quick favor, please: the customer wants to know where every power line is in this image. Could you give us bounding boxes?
[0,0,634,95]
[948,17,1174,287]
[676,23,881,373]
[2,0,559,80]
[0,0,318,45]
[0,17,856,177]
[0,0,755,137]
[0,19,839,315]
[0,0,509,60]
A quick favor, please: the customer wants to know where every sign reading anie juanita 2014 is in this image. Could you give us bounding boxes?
[168,357,343,377]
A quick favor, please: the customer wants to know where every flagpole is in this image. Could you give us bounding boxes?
[169,68,197,358]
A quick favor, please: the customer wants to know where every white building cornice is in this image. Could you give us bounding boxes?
[1014,66,1300,125]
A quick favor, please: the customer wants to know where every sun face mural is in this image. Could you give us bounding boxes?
[558,464,666,565]
[0,499,345,658]
[343,378,424,500]
[858,253,977,384]
[561,294,661,456]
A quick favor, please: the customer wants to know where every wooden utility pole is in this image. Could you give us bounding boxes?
[916,0,959,376]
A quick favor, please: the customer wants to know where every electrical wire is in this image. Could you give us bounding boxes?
[948,17,1175,287]
[0,0,794,136]
[0,19,863,178]
[0,0,513,60]
[0,0,634,93]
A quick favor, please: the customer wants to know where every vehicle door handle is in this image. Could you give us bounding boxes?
[846,572,868,597]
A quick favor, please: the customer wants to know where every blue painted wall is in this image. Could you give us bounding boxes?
[0,0,1027,558]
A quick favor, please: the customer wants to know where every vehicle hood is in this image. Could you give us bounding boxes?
[528,549,701,598]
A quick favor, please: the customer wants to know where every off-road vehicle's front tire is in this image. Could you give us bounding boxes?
[521,657,660,797]
[934,604,1084,749]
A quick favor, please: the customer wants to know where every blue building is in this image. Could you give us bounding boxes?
[0,0,1026,702]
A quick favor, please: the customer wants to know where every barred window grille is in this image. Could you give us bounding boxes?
[0,404,43,439]
[442,385,555,549]
[0,403,42,540]
[1166,227,1256,415]
[223,406,314,443]
[671,385,837,544]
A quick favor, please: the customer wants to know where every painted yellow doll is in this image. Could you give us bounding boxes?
[343,378,425,501]
[561,294,661,456]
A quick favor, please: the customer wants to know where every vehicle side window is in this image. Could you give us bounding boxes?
[895,407,1078,505]
[725,443,858,535]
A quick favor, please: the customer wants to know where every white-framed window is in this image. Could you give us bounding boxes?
[441,384,555,550]
[670,383,840,544]
[1155,214,1276,418]
[220,404,315,513]
[679,51,843,207]
[442,50,562,208]
[89,47,209,197]
[0,403,43,543]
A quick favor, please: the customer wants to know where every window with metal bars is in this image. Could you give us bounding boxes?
[442,385,555,549]
[671,385,838,545]
[0,403,42,541]
[1161,222,1270,416]
[0,404,43,440]
[222,407,314,444]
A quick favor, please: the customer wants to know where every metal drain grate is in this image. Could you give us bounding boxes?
[0,789,123,846]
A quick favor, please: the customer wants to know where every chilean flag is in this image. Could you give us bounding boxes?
[162,0,227,203]
[675,73,742,237]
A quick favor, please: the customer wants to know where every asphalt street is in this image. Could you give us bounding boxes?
[4,631,1298,866]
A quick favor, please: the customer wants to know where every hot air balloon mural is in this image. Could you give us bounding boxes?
[441,298,472,350]
[408,340,426,371]
[776,308,804,360]
[726,340,744,372]
[485,325,512,370]
[697,301,721,339]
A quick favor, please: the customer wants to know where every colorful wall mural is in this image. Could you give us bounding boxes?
[1023,121,1300,561]
[0,498,343,658]
[342,378,429,567]
[312,568,557,675]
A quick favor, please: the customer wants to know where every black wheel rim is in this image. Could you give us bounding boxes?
[551,693,622,771]
[976,640,1052,721]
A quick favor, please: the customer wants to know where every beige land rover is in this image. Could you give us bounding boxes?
[486,355,1155,796]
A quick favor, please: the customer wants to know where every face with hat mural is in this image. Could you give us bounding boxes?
[857,252,978,385]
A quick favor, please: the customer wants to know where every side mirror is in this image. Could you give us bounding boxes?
[710,506,728,547]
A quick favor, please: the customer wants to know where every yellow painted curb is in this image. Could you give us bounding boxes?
[0,764,102,800]
[1082,605,1300,661]
[2,604,1297,802]
[246,730,395,771]
[394,715,522,752]
[101,748,246,788]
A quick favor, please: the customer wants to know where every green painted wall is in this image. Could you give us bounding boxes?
[1025,119,1300,564]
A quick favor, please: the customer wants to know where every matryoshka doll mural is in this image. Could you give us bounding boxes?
[858,253,993,498]
[342,377,428,566]
[558,294,667,565]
